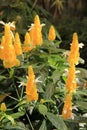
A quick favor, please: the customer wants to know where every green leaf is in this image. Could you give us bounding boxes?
[77,67,87,79]
[0,115,5,122]
[9,68,15,78]
[48,55,58,69]
[51,69,61,84]
[39,120,47,130]
[0,76,7,81]
[67,116,87,123]
[44,83,55,99]
[10,111,25,119]
[37,84,44,93]
[46,112,68,130]
[6,115,15,125]
[76,90,87,97]
[38,104,48,116]
[3,121,28,130]
[55,29,62,41]
[76,101,87,110]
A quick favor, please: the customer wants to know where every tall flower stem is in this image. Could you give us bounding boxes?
[26,112,34,130]
[20,85,24,99]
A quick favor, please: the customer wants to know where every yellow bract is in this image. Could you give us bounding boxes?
[0,102,7,112]
[23,32,32,52]
[68,33,79,65]
[26,66,38,101]
[62,94,72,119]
[48,25,56,41]
[34,15,40,26]
[29,15,43,46]
[0,36,5,60]
[14,32,22,56]
[66,62,76,93]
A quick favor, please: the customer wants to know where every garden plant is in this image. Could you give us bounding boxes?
[0,1,87,130]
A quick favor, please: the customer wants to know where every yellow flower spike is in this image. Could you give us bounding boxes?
[26,66,38,101]
[1,23,20,68]
[66,62,76,93]
[4,24,15,62]
[48,25,56,41]
[23,32,32,52]
[0,102,7,112]
[14,32,22,56]
[62,94,72,119]
[68,33,80,65]
[29,15,43,46]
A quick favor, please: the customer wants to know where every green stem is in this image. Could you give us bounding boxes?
[26,113,34,130]
[20,85,24,99]
[8,95,19,102]
[14,85,20,99]
[32,0,38,10]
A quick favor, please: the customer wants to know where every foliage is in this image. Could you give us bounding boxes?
[0,19,87,130]
[0,20,68,129]
[0,0,51,35]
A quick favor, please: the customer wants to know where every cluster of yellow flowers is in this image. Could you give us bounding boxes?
[62,33,80,119]
[0,24,21,68]
[0,15,56,102]
[0,15,56,68]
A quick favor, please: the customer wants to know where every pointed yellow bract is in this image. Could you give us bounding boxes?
[62,94,72,119]
[4,24,12,45]
[29,15,43,46]
[48,25,56,41]
[68,33,79,65]
[23,32,32,52]
[26,66,38,101]
[66,62,76,93]
[34,15,40,26]
[0,36,5,60]
[14,32,22,56]
[0,102,7,112]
